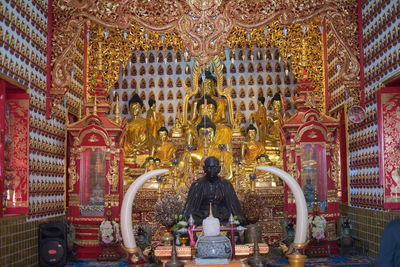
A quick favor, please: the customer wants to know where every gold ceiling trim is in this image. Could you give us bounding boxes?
[51,0,359,115]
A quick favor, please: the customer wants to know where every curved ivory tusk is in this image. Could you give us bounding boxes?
[121,169,169,249]
[256,166,308,244]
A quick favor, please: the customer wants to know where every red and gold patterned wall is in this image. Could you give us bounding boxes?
[0,0,83,220]
[346,0,400,210]
[360,0,400,209]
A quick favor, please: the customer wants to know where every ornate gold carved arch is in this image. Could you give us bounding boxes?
[51,0,360,115]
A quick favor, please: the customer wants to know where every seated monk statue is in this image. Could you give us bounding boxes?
[250,97,273,144]
[124,94,150,163]
[151,127,176,166]
[183,156,246,226]
[241,124,266,164]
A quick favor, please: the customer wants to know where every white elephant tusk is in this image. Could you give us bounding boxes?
[256,166,308,244]
[121,169,169,249]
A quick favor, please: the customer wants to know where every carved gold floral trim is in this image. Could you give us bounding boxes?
[68,155,79,192]
[51,0,359,116]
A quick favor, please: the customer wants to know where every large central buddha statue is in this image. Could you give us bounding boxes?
[191,116,233,179]
[191,66,228,124]
[183,156,246,226]
[197,95,232,150]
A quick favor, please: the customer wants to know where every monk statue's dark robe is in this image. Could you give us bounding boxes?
[183,156,246,226]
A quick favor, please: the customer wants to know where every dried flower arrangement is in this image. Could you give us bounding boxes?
[154,193,185,227]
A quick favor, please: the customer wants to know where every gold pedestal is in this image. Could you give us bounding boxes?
[287,254,306,267]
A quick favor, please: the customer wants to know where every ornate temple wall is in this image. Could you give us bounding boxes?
[337,0,400,259]
[350,0,400,210]
[0,1,85,265]
[109,47,298,130]
[361,0,400,208]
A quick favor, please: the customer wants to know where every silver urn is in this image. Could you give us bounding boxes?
[195,234,232,259]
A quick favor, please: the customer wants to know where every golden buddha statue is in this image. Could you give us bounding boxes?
[151,127,177,166]
[124,94,150,164]
[171,112,184,138]
[250,97,273,144]
[269,93,286,143]
[146,99,165,140]
[190,66,229,124]
[241,124,266,164]
[196,95,233,151]
[189,116,233,180]
[143,157,156,172]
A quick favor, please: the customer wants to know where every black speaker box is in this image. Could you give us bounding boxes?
[39,222,67,267]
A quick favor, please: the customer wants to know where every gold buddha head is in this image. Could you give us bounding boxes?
[257,154,267,164]
[257,96,265,107]
[197,116,216,145]
[158,127,169,142]
[148,98,157,111]
[128,93,143,117]
[147,157,155,166]
[246,124,258,141]
[271,92,282,114]
[198,95,217,121]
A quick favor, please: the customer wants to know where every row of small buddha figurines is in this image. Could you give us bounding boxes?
[122,91,285,190]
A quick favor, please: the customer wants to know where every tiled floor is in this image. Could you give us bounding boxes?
[66,254,375,267]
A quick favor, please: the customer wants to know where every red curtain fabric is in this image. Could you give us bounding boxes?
[316,144,327,207]
[80,149,91,205]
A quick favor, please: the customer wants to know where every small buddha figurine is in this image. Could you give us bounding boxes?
[146,99,165,140]
[241,124,266,164]
[143,157,156,172]
[152,127,176,166]
[88,183,104,205]
[183,156,246,226]
[171,112,184,138]
[124,94,150,163]
[256,154,270,165]
[303,177,317,209]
